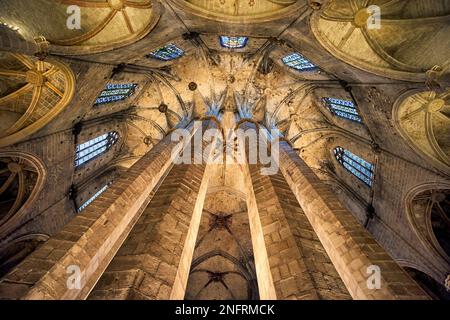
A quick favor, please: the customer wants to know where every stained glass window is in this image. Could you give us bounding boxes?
[94,83,137,106]
[77,181,112,212]
[334,147,374,187]
[75,132,119,167]
[147,44,184,61]
[282,53,316,71]
[323,97,362,122]
[220,36,248,49]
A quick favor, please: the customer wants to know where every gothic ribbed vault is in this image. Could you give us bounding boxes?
[0,0,449,301]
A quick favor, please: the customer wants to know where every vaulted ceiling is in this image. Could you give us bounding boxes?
[0,0,449,171]
[0,0,450,299]
[312,0,450,80]
[0,0,159,54]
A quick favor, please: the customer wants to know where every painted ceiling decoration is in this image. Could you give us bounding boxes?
[395,90,450,173]
[0,52,75,148]
[0,0,161,55]
[311,0,450,80]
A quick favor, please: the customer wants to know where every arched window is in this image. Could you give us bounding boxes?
[404,267,450,300]
[323,98,362,122]
[282,53,316,71]
[147,43,184,61]
[77,181,112,212]
[220,36,248,49]
[408,189,450,261]
[75,132,119,167]
[94,83,137,106]
[0,235,48,279]
[429,191,450,257]
[334,147,374,187]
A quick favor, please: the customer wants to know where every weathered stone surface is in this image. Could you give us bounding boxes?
[0,123,198,300]
[249,163,351,300]
[89,121,218,300]
[278,140,430,300]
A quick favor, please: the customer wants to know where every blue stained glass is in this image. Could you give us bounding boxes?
[282,53,316,71]
[220,36,248,49]
[334,147,374,187]
[77,182,112,212]
[343,149,373,170]
[99,89,133,97]
[323,97,362,122]
[105,83,136,90]
[75,132,119,167]
[147,44,184,61]
[95,83,137,106]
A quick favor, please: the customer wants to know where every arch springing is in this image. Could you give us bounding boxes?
[334,147,374,187]
[75,132,119,167]
[323,98,362,122]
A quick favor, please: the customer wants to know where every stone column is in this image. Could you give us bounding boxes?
[238,119,429,300]
[239,120,349,300]
[89,119,219,299]
[0,121,200,300]
[88,163,207,299]
[248,164,351,300]
[241,161,277,300]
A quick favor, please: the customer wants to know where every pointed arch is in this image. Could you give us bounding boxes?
[0,151,46,237]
